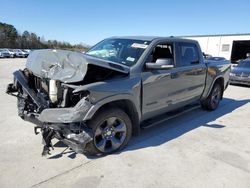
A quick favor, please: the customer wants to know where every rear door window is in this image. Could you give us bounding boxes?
[177,42,199,67]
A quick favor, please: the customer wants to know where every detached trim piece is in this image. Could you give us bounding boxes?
[38,97,92,123]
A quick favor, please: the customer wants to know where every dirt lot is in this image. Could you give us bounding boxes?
[0,58,249,188]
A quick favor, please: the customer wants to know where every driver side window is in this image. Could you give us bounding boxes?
[147,43,174,64]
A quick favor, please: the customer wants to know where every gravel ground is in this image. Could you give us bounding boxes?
[0,58,249,188]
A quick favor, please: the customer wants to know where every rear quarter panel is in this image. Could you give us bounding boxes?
[201,60,231,100]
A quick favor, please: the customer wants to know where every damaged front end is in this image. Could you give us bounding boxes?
[7,69,93,156]
[6,49,129,156]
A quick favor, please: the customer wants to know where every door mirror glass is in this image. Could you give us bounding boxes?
[155,58,173,65]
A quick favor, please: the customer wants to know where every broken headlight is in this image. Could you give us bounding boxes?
[70,90,90,106]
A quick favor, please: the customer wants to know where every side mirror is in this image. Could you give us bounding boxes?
[146,58,174,70]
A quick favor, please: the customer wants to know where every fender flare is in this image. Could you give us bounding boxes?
[83,93,141,121]
[204,75,225,99]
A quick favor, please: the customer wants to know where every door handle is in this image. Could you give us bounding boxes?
[191,61,199,65]
[196,68,205,74]
[171,72,178,79]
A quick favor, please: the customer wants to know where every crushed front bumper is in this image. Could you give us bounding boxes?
[6,70,94,156]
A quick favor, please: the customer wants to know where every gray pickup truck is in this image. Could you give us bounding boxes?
[6,36,231,156]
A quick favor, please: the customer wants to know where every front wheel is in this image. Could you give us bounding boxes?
[201,83,222,111]
[85,108,132,156]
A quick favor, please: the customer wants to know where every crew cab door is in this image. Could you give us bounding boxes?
[174,42,207,102]
[141,42,184,120]
[141,41,207,121]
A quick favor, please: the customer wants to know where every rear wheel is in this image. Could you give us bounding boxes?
[201,83,222,111]
[85,108,132,156]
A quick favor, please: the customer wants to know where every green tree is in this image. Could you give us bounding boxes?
[0,21,89,51]
[0,22,18,48]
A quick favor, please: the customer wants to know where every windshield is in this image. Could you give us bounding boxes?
[86,38,150,66]
[238,59,250,68]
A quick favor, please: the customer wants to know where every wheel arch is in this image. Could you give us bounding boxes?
[204,76,225,99]
[213,77,224,99]
[85,99,140,136]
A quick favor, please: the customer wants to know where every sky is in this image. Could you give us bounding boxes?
[1,0,250,45]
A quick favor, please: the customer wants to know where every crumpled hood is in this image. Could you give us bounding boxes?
[26,49,129,83]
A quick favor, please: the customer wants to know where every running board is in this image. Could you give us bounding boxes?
[141,104,201,129]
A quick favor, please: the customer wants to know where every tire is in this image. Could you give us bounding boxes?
[85,107,132,156]
[201,83,222,111]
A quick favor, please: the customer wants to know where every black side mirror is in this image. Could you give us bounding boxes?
[146,58,174,70]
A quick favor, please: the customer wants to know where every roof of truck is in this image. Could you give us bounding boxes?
[110,36,197,43]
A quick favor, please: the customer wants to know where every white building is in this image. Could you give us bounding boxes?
[183,34,250,62]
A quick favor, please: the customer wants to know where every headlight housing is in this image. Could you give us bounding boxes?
[49,79,60,103]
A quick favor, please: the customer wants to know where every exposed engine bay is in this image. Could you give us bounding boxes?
[6,49,128,156]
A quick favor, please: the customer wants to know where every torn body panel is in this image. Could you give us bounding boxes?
[38,97,92,123]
